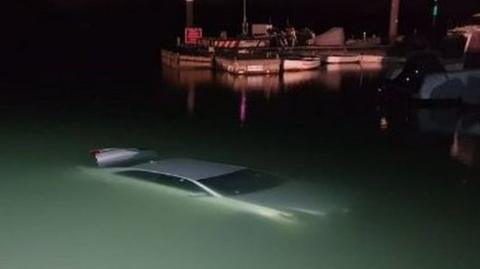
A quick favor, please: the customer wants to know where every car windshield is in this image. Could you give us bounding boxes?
[198,169,284,196]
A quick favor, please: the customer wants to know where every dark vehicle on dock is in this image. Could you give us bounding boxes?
[379,52,446,106]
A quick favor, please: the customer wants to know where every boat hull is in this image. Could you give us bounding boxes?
[283,58,322,71]
[325,55,361,64]
[215,57,282,75]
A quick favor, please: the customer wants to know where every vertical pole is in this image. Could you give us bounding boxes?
[389,0,400,44]
[432,0,439,28]
[186,0,194,27]
[242,0,248,36]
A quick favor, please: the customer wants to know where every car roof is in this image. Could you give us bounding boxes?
[132,158,246,181]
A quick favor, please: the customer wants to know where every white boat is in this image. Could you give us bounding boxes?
[359,55,406,64]
[215,56,282,75]
[326,63,383,72]
[325,54,361,64]
[282,57,322,71]
[359,55,384,63]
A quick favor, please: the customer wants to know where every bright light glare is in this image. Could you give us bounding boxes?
[287,207,327,217]
[213,197,297,224]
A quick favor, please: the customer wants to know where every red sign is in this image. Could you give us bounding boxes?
[185,28,203,45]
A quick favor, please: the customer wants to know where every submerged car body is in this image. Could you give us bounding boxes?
[90,149,348,218]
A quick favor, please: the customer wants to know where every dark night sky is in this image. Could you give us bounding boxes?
[193,0,479,37]
[24,1,480,30]
[7,0,480,39]
[3,0,480,86]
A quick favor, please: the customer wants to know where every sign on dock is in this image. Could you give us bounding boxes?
[185,28,203,45]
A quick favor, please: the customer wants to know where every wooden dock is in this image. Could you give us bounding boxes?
[161,45,404,76]
[161,49,213,68]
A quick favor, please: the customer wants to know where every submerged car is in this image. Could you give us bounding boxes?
[90,148,349,218]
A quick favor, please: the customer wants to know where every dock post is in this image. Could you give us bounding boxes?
[186,0,194,27]
[389,0,400,44]
[242,0,249,36]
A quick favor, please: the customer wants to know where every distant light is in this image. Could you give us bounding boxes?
[380,116,389,131]
[432,6,439,17]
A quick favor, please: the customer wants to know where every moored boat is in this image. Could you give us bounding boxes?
[359,55,384,63]
[282,56,322,71]
[215,56,282,75]
[325,54,361,64]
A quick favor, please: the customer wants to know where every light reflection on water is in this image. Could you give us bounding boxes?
[415,107,480,183]
[161,64,384,124]
[160,64,480,179]
[451,113,480,168]
[162,63,384,94]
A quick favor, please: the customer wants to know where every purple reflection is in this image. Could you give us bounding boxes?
[187,87,195,116]
[240,91,247,125]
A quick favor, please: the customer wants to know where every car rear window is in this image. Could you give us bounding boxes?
[198,169,284,196]
[117,170,206,193]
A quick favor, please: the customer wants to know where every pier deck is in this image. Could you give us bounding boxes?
[161,45,403,75]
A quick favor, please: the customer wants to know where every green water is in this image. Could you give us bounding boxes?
[1,66,479,269]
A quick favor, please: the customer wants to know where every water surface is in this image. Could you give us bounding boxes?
[1,64,479,269]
